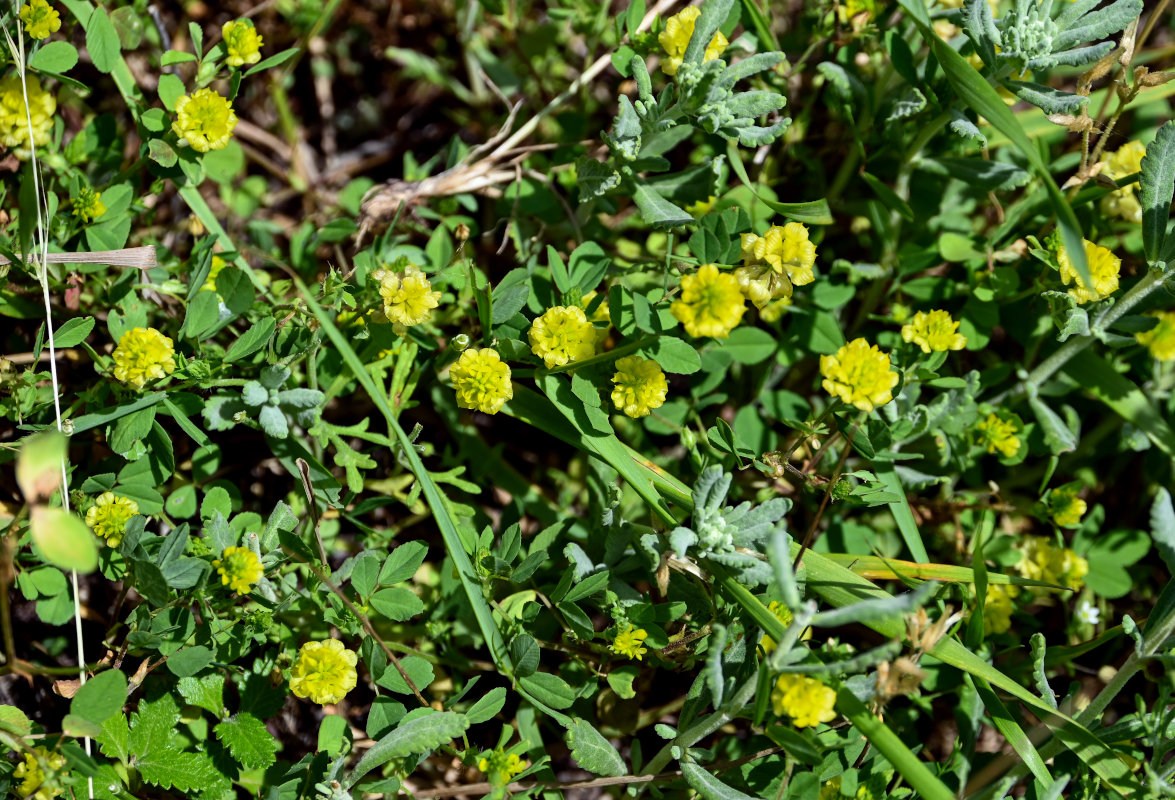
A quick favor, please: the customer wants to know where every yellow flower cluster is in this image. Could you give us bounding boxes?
[373,264,441,334]
[450,348,513,414]
[658,5,729,77]
[1048,485,1086,528]
[771,673,837,728]
[981,584,1018,635]
[172,88,238,153]
[736,223,817,309]
[611,356,668,418]
[213,546,264,594]
[1135,311,1175,361]
[289,639,358,705]
[14,746,66,800]
[528,306,597,368]
[1017,536,1088,591]
[1100,140,1146,224]
[1057,239,1120,304]
[19,0,61,40]
[71,187,106,224]
[610,623,649,660]
[478,749,528,787]
[671,264,746,338]
[819,338,898,412]
[84,492,139,548]
[111,327,176,389]
[0,75,56,155]
[223,20,264,68]
[900,309,966,353]
[975,412,1020,458]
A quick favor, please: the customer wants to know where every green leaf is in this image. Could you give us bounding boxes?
[30,507,99,573]
[376,655,434,696]
[379,540,429,585]
[1062,351,1175,457]
[369,587,424,621]
[224,316,276,362]
[157,72,185,112]
[466,687,507,725]
[30,41,80,73]
[1150,488,1175,575]
[96,713,129,764]
[971,675,1055,786]
[214,713,279,770]
[216,266,255,315]
[862,172,914,221]
[177,674,225,718]
[720,327,776,365]
[1029,396,1078,454]
[167,645,214,677]
[183,290,221,341]
[71,669,127,726]
[1140,121,1175,264]
[562,570,611,603]
[344,711,470,789]
[518,672,576,709]
[681,759,760,800]
[871,462,929,563]
[565,717,626,777]
[86,6,121,74]
[243,46,300,77]
[509,634,540,677]
[52,316,95,348]
[644,336,701,374]
[632,184,693,229]
[161,49,197,66]
[0,705,32,737]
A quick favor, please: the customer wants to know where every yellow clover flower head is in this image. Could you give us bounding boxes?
[289,639,359,705]
[658,5,729,77]
[671,263,746,338]
[84,492,140,548]
[19,0,61,40]
[771,673,837,728]
[450,348,513,414]
[901,309,967,353]
[222,20,264,68]
[0,75,56,155]
[819,338,899,412]
[111,327,177,390]
[71,187,106,224]
[213,546,264,594]
[478,748,528,787]
[14,746,67,800]
[1100,140,1146,224]
[172,88,239,153]
[610,623,649,660]
[373,264,442,334]
[975,411,1021,458]
[1135,310,1175,361]
[528,306,597,369]
[980,583,1018,635]
[736,223,817,309]
[1017,536,1088,591]
[611,355,668,418]
[1048,485,1087,528]
[1057,239,1120,304]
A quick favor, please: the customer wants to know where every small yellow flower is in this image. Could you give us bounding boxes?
[71,187,106,224]
[980,584,1018,635]
[0,75,56,155]
[819,338,899,412]
[14,746,66,800]
[1135,311,1175,361]
[975,412,1021,458]
[771,673,837,728]
[1048,485,1087,528]
[222,20,264,68]
[450,348,513,414]
[1057,239,1120,304]
[373,264,442,334]
[201,255,228,293]
[658,5,729,77]
[528,306,597,368]
[1100,140,1146,223]
[670,264,746,338]
[478,748,528,787]
[111,327,176,390]
[19,0,61,39]
[213,546,264,594]
[84,492,139,548]
[900,309,967,353]
[610,356,668,418]
[1017,536,1088,591]
[172,88,239,153]
[610,623,649,660]
[736,223,817,309]
[289,639,358,705]
[758,600,794,655]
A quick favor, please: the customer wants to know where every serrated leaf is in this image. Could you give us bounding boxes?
[576,157,622,199]
[177,674,225,717]
[96,713,129,764]
[343,711,470,789]
[681,759,759,800]
[1141,121,1175,264]
[565,717,626,777]
[215,713,279,770]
